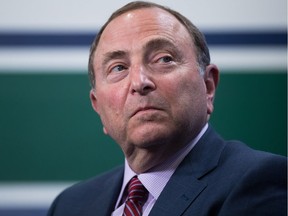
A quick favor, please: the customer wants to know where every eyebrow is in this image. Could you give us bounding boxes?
[102,50,128,67]
[144,38,176,51]
[143,38,182,60]
[101,38,181,67]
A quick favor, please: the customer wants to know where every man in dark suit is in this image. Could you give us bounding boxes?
[47,1,287,215]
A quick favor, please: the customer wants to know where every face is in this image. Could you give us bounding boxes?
[90,7,218,167]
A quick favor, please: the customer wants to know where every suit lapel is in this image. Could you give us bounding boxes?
[149,126,225,216]
[85,167,124,216]
[98,172,123,215]
[149,172,207,216]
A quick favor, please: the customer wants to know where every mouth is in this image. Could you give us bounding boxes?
[131,106,162,117]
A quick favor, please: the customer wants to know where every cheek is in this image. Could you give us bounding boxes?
[164,76,207,115]
[96,89,119,122]
[96,86,130,138]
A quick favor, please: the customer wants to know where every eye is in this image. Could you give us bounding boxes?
[157,55,173,63]
[111,64,127,73]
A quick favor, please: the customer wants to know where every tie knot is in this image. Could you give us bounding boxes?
[127,176,148,205]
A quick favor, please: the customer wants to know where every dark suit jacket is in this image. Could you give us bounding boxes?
[47,126,287,216]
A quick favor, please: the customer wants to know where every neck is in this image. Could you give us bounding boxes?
[124,138,190,173]
[124,123,208,173]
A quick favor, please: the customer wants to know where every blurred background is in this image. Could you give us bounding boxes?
[0,0,286,215]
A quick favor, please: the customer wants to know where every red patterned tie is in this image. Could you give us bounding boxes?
[123,176,148,216]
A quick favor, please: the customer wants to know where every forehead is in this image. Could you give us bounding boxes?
[94,7,193,58]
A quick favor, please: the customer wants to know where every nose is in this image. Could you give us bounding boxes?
[130,65,156,95]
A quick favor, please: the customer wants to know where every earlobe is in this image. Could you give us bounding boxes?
[204,64,219,114]
[103,127,108,135]
[90,89,109,135]
[90,89,98,113]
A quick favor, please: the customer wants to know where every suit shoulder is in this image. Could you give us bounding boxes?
[47,165,124,216]
[222,140,286,166]
[218,140,287,187]
[217,141,287,215]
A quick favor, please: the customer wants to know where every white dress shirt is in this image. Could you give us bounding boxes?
[112,124,208,216]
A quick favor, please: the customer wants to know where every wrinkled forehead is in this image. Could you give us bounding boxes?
[104,7,182,33]
[94,7,193,57]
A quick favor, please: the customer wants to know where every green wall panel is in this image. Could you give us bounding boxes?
[0,71,286,181]
[211,72,287,156]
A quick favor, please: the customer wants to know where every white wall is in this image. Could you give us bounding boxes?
[0,0,286,31]
[0,0,286,72]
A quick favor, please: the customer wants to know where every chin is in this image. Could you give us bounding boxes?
[129,126,176,148]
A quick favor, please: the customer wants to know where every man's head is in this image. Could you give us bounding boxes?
[88,1,211,88]
[89,1,219,173]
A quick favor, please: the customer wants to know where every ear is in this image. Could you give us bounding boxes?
[90,89,98,113]
[204,64,219,115]
[89,89,109,135]
[103,127,108,135]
